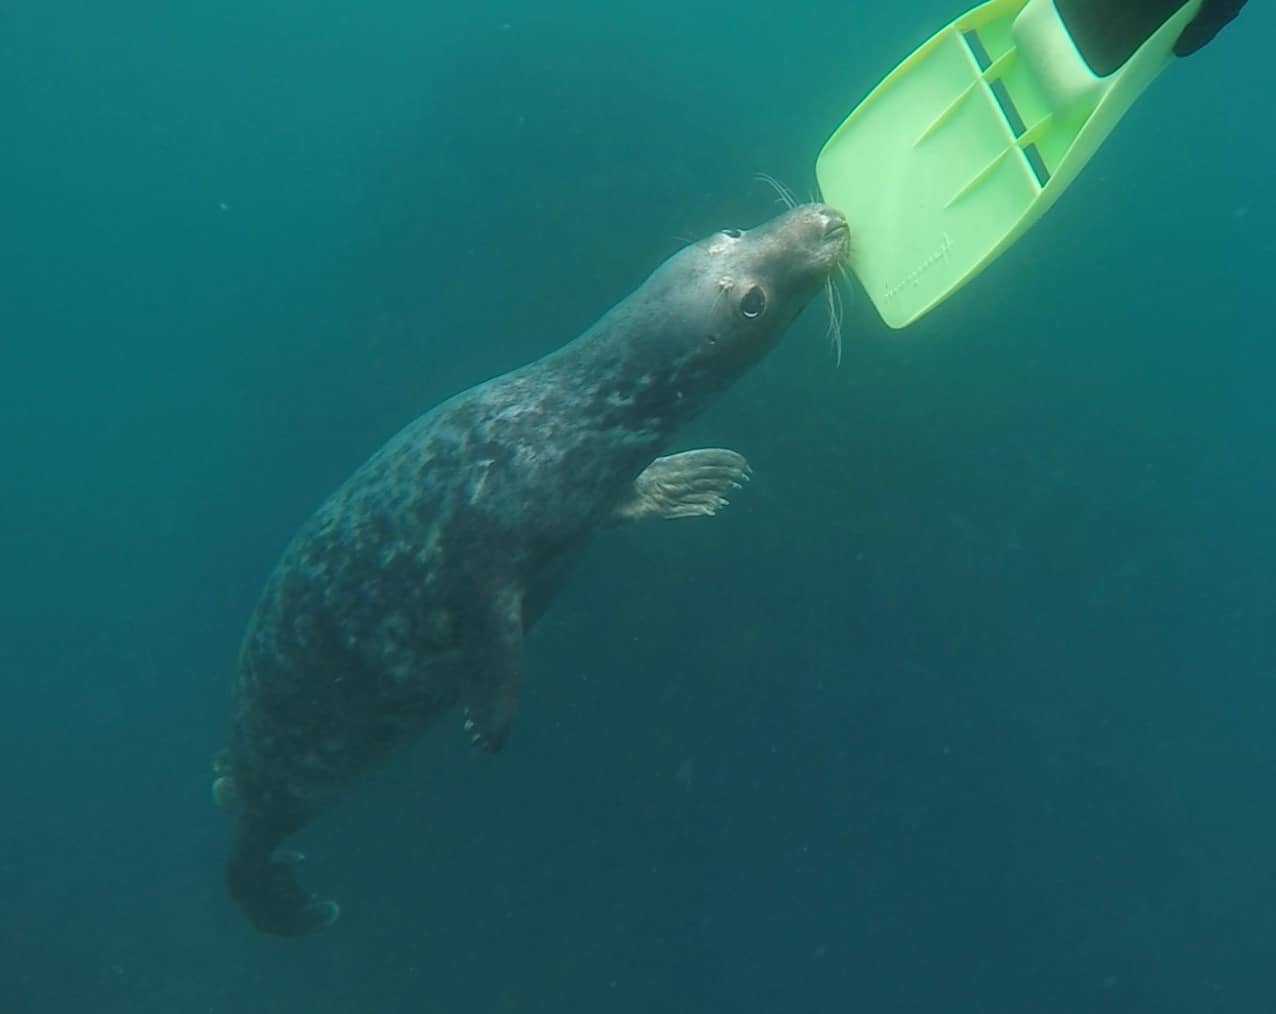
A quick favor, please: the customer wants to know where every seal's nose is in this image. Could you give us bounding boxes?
[813,204,848,239]
[807,204,849,259]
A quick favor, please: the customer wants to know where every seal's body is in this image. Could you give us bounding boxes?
[216,204,850,935]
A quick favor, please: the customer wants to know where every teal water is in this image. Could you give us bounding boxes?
[2,1,1273,1010]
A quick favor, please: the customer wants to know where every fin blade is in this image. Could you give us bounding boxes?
[815,0,1198,328]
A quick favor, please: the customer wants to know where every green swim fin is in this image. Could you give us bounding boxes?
[815,0,1202,329]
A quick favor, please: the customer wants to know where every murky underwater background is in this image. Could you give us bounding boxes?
[2,1,1274,1010]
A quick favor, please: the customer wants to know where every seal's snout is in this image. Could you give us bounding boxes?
[812,203,847,232]
[761,203,849,267]
[821,208,849,241]
[811,203,850,258]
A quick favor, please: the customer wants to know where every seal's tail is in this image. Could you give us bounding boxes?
[226,828,340,937]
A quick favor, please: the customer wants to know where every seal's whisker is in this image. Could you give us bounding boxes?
[836,261,857,308]
[754,172,798,210]
[823,277,843,367]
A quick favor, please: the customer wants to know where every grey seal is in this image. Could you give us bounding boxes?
[214,203,849,935]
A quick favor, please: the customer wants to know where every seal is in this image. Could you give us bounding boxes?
[214,203,850,936]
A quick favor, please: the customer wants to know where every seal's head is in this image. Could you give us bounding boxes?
[574,203,849,438]
[620,204,850,396]
[695,202,850,346]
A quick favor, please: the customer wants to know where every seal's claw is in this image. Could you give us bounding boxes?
[610,448,752,523]
[311,899,341,930]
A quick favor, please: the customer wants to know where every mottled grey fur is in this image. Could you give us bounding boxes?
[217,204,849,935]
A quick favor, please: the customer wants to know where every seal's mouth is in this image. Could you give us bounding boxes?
[815,206,851,262]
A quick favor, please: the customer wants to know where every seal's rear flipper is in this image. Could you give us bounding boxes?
[226,831,340,936]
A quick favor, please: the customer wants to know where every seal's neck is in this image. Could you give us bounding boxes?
[540,296,728,457]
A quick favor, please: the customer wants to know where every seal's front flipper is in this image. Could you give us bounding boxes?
[610,449,751,523]
[816,0,1203,327]
[460,583,523,752]
[226,828,340,937]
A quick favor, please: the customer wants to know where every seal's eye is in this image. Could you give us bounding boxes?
[739,286,766,319]
[722,228,743,239]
